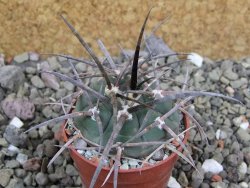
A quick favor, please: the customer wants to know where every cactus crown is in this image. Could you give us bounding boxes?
[25,8,242,188]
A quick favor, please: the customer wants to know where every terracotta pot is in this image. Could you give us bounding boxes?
[61,115,190,188]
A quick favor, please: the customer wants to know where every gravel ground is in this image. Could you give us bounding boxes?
[0,51,249,188]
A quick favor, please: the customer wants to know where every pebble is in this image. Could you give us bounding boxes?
[167,176,181,188]
[9,116,24,128]
[239,182,248,188]
[227,154,241,167]
[35,172,49,186]
[120,163,129,170]
[238,162,247,175]
[66,164,78,176]
[22,157,41,171]
[47,56,61,70]
[151,149,164,161]
[0,137,8,147]
[15,168,27,178]
[1,97,35,120]
[6,159,20,168]
[0,65,25,91]
[31,75,45,88]
[40,61,60,90]
[75,62,87,72]
[128,159,139,168]
[0,169,14,187]
[29,52,40,61]
[236,128,250,143]
[73,138,87,149]
[230,78,248,89]
[25,66,37,74]
[202,159,223,174]
[13,52,29,63]
[4,124,28,147]
[177,171,189,187]
[16,153,28,165]
[63,81,75,91]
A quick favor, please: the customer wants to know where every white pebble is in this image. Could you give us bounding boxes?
[8,145,20,153]
[77,150,85,155]
[167,176,181,188]
[128,159,138,168]
[16,153,28,164]
[9,117,24,128]
[239,182,248,188]
[120,163,129,170]
[85,150,93,158]
[238,162,248,175]
[187,53,203,67]
[202,159,223,174]
[240,122,249,130]
[215,129,221,140]
[29,52,39,61]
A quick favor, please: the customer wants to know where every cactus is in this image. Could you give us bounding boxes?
[25,8,242,188]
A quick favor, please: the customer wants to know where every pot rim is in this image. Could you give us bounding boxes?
[62,113,190,174]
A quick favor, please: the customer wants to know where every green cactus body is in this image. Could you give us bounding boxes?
[74,78,181,158]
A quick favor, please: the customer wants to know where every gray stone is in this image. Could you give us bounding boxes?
[220,76,230,85]
[223,69,239,80]
[6,160,20,168]
[230,78,248,89]
[152,149,164,161]
[229,183,240,188]
[47,56,61,70]
[31,75,45,88]
[191,169,204,188]
[211,182,227,188]
[0,65,25,91]
[23,172,32,186]
[14,168,27,178]
[40,61,60,90]
[236,128,250,142]
[4,124,28,147]
[55,88,67,99]
[209,68,221,81]
[73,138,87,149]
[0,169,14,187]
[66,164,78,176]
[1,97,35,120]
[227,154,241,167]
[63,81,75,91]
[0,137,8,147]
[16,153,28,165]
[25,67,37,74]
[75,63,87,72]
[14,52,29,63]
[178,171,188,187]
[35,172,48,186]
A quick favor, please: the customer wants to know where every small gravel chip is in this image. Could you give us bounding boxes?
[120,163,129,170]
[16,153,28,165]
[202,159,223,174]
[0,169,14,187]
[29,51,39,61]
[14,52,29,63]
[35,172,49,186]
[0,138,8,147]
[31,75,45,88]
[9,116,24,128]
[66,164,78,176]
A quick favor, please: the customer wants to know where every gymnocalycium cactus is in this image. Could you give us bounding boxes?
[25,8,242,188]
